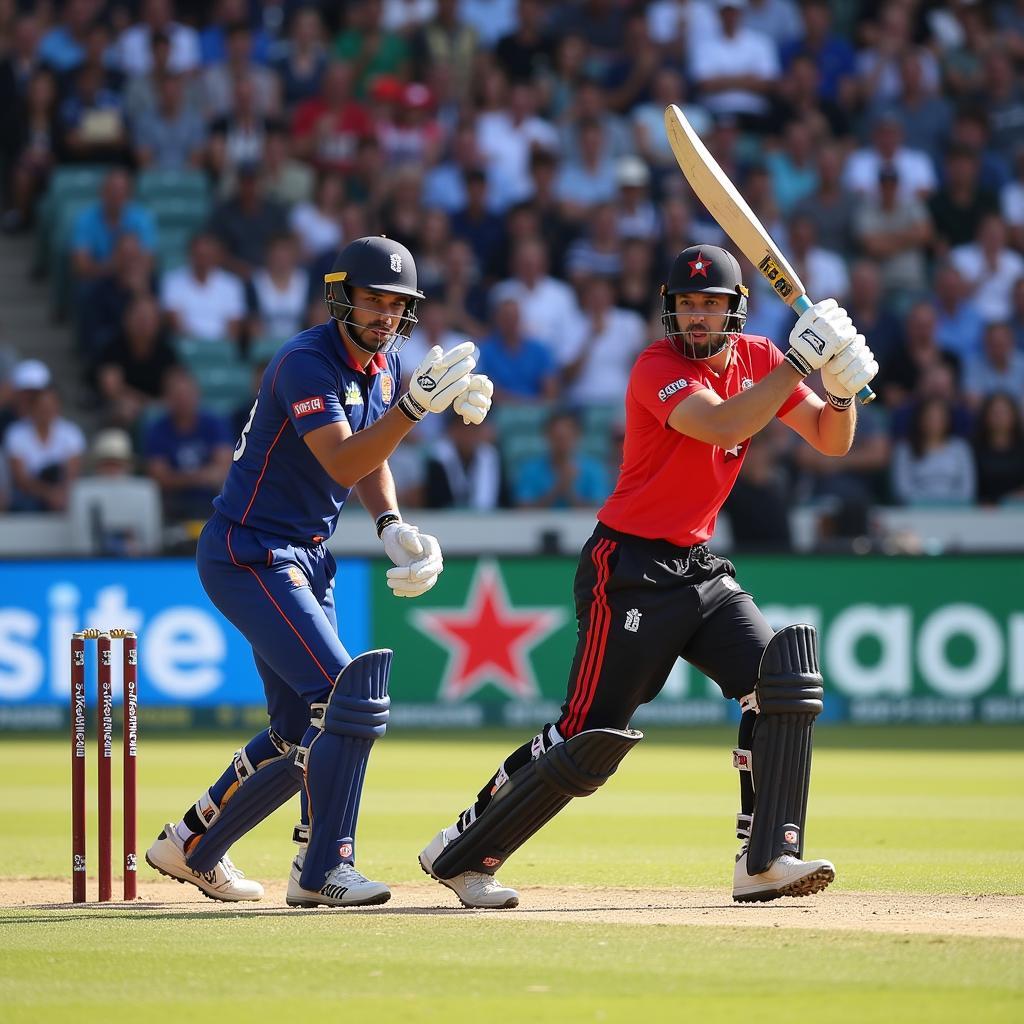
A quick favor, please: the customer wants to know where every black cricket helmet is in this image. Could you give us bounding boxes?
[324,235,425,353]
[661,244,748,359]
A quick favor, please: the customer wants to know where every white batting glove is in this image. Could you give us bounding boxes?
[386,531,443,598]
[397,342,476,421]
[785,298,858,376]
[452,373,494,426]
[380,521,425,568]
[821,335,879,408]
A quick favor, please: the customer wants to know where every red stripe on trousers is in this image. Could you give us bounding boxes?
[564,538,615,736]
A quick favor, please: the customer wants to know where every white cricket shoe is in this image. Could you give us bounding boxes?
[145,822,264,902]
[286,857,391,908]
[418,829,520,909]
[732,848,835,903]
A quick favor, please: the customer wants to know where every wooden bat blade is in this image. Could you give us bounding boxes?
[663,103,875,404]
[664,103,806,307]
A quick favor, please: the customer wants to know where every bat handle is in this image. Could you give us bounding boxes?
[792,295,876,405]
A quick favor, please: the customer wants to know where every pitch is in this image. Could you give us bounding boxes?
[1,727,1021,1022]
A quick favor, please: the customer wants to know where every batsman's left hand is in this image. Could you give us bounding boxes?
[452,373,493,426]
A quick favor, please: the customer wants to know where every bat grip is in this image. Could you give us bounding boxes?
[792,295,876,405]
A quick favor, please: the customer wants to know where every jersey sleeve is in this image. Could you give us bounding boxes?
[272,347,348,437]
[760,338,814,417]
[630,349,708,427]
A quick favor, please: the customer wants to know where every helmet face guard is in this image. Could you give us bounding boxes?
[324,236,425,355]
[661,245,748,360]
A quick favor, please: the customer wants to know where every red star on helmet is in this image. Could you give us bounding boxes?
[688,252,712,278]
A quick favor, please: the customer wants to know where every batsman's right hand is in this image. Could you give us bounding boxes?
[398,342,476,421]
[784,298,858,376]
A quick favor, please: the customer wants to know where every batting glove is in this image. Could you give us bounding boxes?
[397,343,476,421]
[821,335,879,408]
[785,298,858,376]
[452,373,494,426]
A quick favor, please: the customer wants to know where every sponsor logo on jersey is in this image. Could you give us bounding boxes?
[624,608,641,632]
[287,566,308,590]
[658,377,690,402]
[380,372,393,404]
[344,380,363,406]
[292,395,325,418]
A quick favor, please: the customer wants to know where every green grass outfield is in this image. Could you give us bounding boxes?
[1,726,1022,1022]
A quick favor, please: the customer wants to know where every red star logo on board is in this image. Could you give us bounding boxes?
[410,560,567,701]
[688,252,712,278]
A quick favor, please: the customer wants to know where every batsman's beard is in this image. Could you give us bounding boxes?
[669,320,733,361]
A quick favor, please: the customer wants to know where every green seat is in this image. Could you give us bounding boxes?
[157,226,195,271]
[198,363,255,416]
[174,337,239,368]
[147,194,210,232]
[136,168,209,203]
[34,166,109,279]
[248,336,286,364]
[492,403,552,481]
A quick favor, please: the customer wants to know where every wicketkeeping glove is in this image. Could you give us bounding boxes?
[452,373,494,426]
[397,342,476,421]
[821,334,879,408]
[785,298,858,376]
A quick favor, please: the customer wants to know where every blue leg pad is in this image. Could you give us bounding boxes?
[298,649,391,891]
[187,749,303,873]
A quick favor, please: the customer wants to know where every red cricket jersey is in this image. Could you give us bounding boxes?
[598,335,812,546]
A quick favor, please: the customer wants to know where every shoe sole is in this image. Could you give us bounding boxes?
[144,852,263,903]
[285,890,391,909]
[418,855,519,910]
[732,865,836,904]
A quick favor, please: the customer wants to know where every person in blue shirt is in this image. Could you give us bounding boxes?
[515,409,610,508]
[145,236,494,907]
[477,292,558,403]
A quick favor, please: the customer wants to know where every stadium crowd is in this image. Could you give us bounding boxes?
[1,0,1024,552]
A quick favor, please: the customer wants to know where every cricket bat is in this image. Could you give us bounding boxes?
[663,103,875,404]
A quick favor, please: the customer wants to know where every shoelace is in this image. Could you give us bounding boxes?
[327,862,371,885]
[464,871,500,890]
[221,855,245,879]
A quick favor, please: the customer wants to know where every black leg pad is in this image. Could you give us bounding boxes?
[746,624,824,875]
[432,728,642,878]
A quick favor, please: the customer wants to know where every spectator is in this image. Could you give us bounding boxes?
[617,237,657,320]
[928,144,1000,255]
[144,366,232,522]
[57,59,131,166]
[69,428,163,556]
[645,0,719,68]
[690,0,781,134]
[291,60,372,175]
[449,168,507,279]
[522,150,574,274]
[207,76,276,179]
[116,0,201,77]
[132,72,207,170]
[950,214,1024,324]
[424,417,510,510]
[559,77,633,163]
[476,292,558,404]
[374,80,444,169]
[458,0,517,49]
[556,118,619,222]
[199,0,271,67]
[742,0,803,51]
[1001,147,1024,254]
[963,322,1024,410]
[891,396,976,506]
[333,0,410,98]
[775,52,850,141]
[724,419,794,551]
[273,5,328,109]
[79,232,157,359]
[869,49,952,164]
[779,0,856,107]
[842,115,937,202]
[786,213,850,306]
[122,28,202,126]
[37,0,96,75]
[514,409,610,509]
[883,302,962,411]
[614,155,658,242]
[2,358,50,439]
[206,163,289,280]
[632,65,712,181]
[852,166,932,308]
[289,172,345,262]
[4,382,85,512]
[422,120,485,215]
[439,238,488,337]
[2,67,60,233]
[201,20,281,120]
[247,233,309,342]
[855,2,938,108]
[494,239,586,366]
[845,260,904,369]
[600,10,660,115]
[765,119,820,216]
[985,51,1024,163]
[972,392,1024,506]
[415,208,452,296]
[564,203,622,285]
[932,261,985,361]
[224,122,314,208]
[492,0,552,85]
[96,294,179,431]
[550,0,627,79]
[791,143,858,259]
[410,0,477,97]
[70,168,158,286]
[161,232,245,342]
[561,274,646,409]
[1012,278,1024,351]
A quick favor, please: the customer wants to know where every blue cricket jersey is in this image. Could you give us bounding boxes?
[215,321,401,543]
